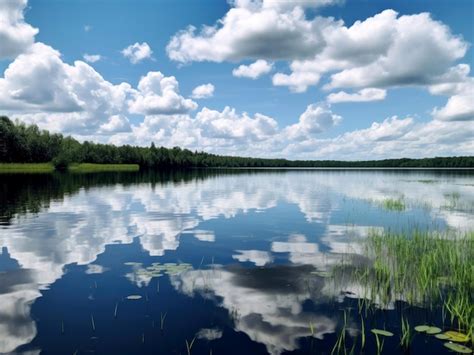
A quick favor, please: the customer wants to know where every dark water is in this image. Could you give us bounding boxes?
[0,169,472,354]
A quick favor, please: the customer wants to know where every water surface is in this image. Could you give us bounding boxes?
[1,169,473,354]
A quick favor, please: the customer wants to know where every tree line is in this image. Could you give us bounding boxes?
[1,116,473,168]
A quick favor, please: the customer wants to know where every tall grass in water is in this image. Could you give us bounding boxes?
[381,198,405,211]
[354,230,473,336]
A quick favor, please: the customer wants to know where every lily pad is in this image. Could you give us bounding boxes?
[444,342,472,353]
[426,327,442,334]
[444,331,470,343]
[435,334,451,340]
[126,295,142,300]
[371,329,394,337]
[414,325,430,332]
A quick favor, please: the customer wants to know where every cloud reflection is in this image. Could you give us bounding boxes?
[0,171,472,352]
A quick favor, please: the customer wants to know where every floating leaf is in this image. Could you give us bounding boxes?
[435,334,450,340]
[444,342,472,353]
[414,325,430,332]
[126,295,142,300]
[444,331,470,343]
[426,327,442,334]
[371,329,394,337]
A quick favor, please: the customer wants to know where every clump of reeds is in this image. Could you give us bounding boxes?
[343,229,473,337]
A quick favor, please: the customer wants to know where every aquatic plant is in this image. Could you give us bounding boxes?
[400,316,412,349]
[328,229,473,343]
[160,312,167,331]
[381,198,406,212]
[186,336,196,355]
[444,342,472,353]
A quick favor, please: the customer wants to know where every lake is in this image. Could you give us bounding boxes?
[0,169,473,354]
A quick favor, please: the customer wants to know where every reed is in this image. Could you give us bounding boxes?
[160,312,167,331]
[185,336,196,355]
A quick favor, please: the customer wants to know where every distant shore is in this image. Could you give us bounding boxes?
[1,163,473,174]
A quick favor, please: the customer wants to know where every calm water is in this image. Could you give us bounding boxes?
[0,169,473,354]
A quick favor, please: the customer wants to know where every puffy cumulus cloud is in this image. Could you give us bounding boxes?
[272,69,321,93]
[112,106,279,152]
[0,0,38,59]
[196,106,278,141]
[284,103,341,139]
[128,71,198,115]
[326,11,467,89]
[327,88,386,103]
[429,65,474,122]
[82,53,101,63]
[121,42,153,64]
[0,43,133,135]
[168,5,467,82]
[167,3,469,98]
[282,116,474,160]
[99,115,131,134]
[232,59,273,79]
[277,10,468,93]
[166,5,329,63]
[191,83,215,99]
[0,43,82,112]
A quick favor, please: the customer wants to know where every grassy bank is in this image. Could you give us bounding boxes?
[0,163,55,173]
[67,163,140,172]
[0,163,139,173]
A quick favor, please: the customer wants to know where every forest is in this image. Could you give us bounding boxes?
[1,116,473,169]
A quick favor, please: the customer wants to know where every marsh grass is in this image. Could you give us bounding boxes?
[340,229,473,338]
[381,198,406,211]
[68,163,139,173]
[0,163,54,173]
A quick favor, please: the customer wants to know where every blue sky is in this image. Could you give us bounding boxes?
[0,0,473,159]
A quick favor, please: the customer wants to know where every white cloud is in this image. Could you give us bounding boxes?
[128,71,198,115]
[121,42,153,64]
[232,60,273,79]
[0,42,133,135]
[110,106,280,153]
[191,83,215,99]
[272,70,321,92]
[166,5,328,63]
[327,88,386,103]
[99,115,131,133]
[284,104,341,139]
[0,0,38,59]
[83,54,102,63]
[167,4,469,97]
[429,65,474,121]
[196,106,278,141]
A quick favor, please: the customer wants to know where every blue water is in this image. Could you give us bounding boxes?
[0,170,472,354]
